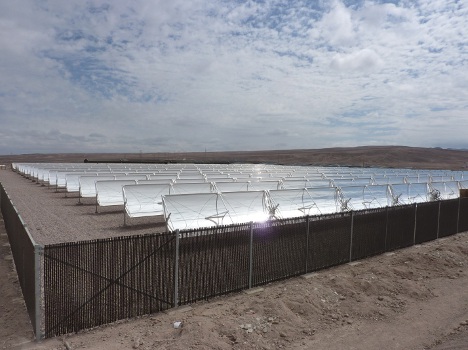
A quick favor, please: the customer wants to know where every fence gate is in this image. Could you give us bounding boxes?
[43,233,175,338]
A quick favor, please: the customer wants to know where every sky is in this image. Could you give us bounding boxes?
[0,0,467,155]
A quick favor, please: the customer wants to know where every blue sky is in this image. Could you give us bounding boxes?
[0,0,467,154]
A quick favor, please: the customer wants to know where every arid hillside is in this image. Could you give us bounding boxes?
[1,146,468,170]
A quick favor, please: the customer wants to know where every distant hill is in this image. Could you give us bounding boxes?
[1,146,468,170]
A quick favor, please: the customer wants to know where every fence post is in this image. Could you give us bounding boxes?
[413,204,418,245]
[457,197,461,233]
[34,244,44,340]
[173,230,180,308]
[248,222,253,289]
[349,211,354,262]
[437,201,441,239]
[305,216,310,273]
[384,207,389,252]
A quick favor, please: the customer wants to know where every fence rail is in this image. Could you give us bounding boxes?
[1,179,467,339]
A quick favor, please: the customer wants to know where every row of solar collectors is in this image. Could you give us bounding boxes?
[16,166,468,208]
[157,181,465,231]
[11,163,468,231]
[13,163,468,188]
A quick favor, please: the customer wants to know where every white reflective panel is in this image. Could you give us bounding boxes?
[204,173,230,178]
[408,183,430,203]
[417,174,431,183]
[231,174,253,179]
[42,169,62,183]
[114,174,149,181]
[350,177,373,186]
[451,173,464,181]
[306,187,341,214]
[264,177,288,182]
[56,171,88,187]
[206,177,235,183]
[371,175,387,185]
[214,181,249,193]
[337,186,367,211]
[178,175,205,180]
[137,179,174,185]
[332,178,355,187]
[173,178,207,184]
[430,181,459,200]
[267,172,292,178]
[170,182,214,194]
[387,175,407,184]
[442,181,460,199]
[163,193,223,231]
[244,177,263,182]
[79,175,116,198]
[388,184,410,205]
[66,173,97,193]
[47,170,61,184]
[281,179,330,189]
[403,176,420,184]
[248,181,280,191]
[431,175,451,182]
[129,171,156,175]
[220,191,269,225]
[459,180,468,189]
[148,174,179,180]
[363,185,390,209]
[37,168,53,182]
[96,180,137,207]
[123,184,171,218]
[268,188,336,218]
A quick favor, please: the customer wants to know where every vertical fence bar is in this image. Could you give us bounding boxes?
[248,222,253,289]
[173,230,180,308]
[413,203,418,245]
[457,196,460,233]
[34,244,43,340]
[384,207,389,251]
[305,216,310,273]
[437,201,441,239]
[349,211,354,262]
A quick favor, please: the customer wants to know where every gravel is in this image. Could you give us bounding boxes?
[0,170,166,245]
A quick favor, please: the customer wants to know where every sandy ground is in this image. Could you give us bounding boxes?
[1,166,468,349]
[0,170,165,245]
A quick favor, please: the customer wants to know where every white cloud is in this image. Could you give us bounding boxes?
[330,48,384,71]
[0,0,467,154]
[319,1,356,47]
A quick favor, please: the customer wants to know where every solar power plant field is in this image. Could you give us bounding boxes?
[14,162,467,232]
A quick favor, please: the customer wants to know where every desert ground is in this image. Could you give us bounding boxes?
[1,146,468,349]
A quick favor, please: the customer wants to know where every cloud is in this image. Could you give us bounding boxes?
[330,48,384,71]
[0,0,468,155]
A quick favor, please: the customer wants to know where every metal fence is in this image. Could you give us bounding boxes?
[43,233,175,337]
[1,181,467,339]
[0,183,42,339]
